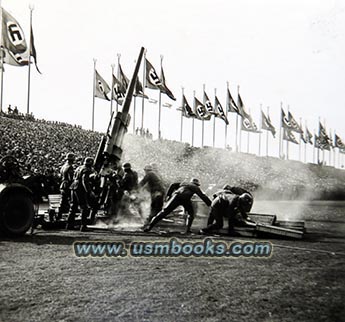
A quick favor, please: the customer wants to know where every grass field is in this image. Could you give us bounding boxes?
[1,211,344,322]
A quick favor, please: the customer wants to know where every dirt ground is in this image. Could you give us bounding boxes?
[1,216,344,322]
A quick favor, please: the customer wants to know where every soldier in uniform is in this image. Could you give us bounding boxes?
[139,164,166,222]
[143,178,211,233]
[200,185,254,235]
[66,157,95,231]
[121,163,138,193]
[58,153,75,220]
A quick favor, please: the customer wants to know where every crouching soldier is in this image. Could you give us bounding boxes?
[143,178,211,234]
[66,157,95,231]
[200,185,254,235]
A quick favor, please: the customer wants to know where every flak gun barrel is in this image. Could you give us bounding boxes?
[104,47,145,164]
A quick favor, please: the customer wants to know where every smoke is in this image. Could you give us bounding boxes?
[102,190,152,231]
[121,134,344,204]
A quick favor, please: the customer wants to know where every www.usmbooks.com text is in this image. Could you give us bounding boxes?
[73,238,273,258]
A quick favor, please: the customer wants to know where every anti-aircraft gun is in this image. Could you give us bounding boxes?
[88,47,145,216]
[94,47,144,173]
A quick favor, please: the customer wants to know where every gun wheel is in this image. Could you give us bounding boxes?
[0,194,34,236]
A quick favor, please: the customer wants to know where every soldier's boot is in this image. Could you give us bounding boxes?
[80,208,90,232]
[66,212,76,230]
[184,215,194,234]
[143,210,165,232]
[228,223,237,236]
[90,208,98,225]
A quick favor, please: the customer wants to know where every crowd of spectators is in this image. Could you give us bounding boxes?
[1,111,345,200]
[0,112,101,181]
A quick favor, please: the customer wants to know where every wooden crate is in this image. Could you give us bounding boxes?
[48,194,62,210]
[256,223,304,239]
[248,213,277,225]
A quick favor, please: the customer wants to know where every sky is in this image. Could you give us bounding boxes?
[2,0,345,162]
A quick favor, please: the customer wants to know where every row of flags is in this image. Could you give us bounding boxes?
[4,6,344,160]
[1,7,41,73]
[94,58,176,104]
[95,55,345,154]
[280,107,344,152]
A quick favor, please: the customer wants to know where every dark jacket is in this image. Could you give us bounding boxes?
[213,186,252,199]
[139,171,165,194]
[70,165,93,194]
[121,169,138,192]
[168,181,211,206]
[212,190,239,211]
[60,162,74,190]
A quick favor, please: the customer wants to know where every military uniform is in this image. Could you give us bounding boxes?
[201,187,254,234]
[139,166,166,220]
[58,161,74,217]
[144,179,211,233]
[67,158,94,230]
[121,165,138,193]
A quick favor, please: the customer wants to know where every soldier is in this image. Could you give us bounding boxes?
[139,164,165,222]
[213,185,254,219]
[143,178,211,234]
[200,185,254,235]
[150,163,165,186]
[66,157,95,231]
[121,163,138,193]
[57,153,75,220]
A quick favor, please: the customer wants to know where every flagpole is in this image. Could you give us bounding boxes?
[286,105,290,160]
[116,53,121,113]
[322,118,326,165]
[141,51,147,131]
[258,104,262,156]
[92,58,96,131]
[266,106,269,157]
[317,117,321,164]
[192,90,196,146]
[26,5,34,115]
[299,117,302,162]
[225,82,229,149]
[213,88,216,148]
[180,87,184,142]
[157,55,163,139]
[246,108,250,153]
[313,129,317,164]
[202,84,205,147]
[333,132,336,167]
[237,85,240,152]
[304,120,307,163]
[279,102,283,159]
[328,129,332,166]
[110,64,115,116]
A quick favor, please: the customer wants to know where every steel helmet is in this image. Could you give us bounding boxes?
[84,157,94,167]
[190,178,200,186]
[66,153,75,161]
[150,162,158,171]
[144,164,153,171]
[123,163,131,169]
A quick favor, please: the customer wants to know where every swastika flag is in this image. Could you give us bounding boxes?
[145,58,162,90]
